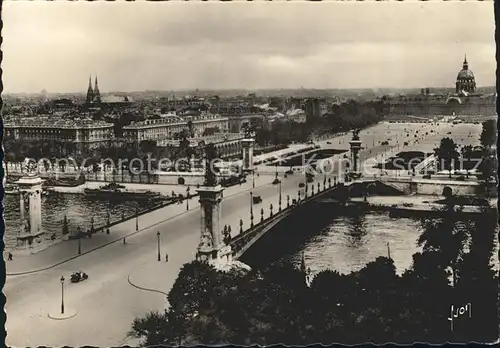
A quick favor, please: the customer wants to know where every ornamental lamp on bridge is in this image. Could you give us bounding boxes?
[239,218,243,234]
[157,231,161,262]
[261,208,264,222]
[270,203,273,217]
[278,181,282,211]
[287,194,290,208]
[250,192,254,227]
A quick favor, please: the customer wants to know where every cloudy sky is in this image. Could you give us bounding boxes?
[3,1,495,93]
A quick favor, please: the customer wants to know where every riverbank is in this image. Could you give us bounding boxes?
[350,195,496,214]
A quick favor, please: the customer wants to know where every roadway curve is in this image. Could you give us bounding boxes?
[5,121,465,346]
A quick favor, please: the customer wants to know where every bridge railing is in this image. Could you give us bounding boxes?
[228,177,340,258]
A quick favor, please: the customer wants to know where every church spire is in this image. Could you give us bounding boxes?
[86,75,94,104]
[93,76,101,103]
[463,54,468,70]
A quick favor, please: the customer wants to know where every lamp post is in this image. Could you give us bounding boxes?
[287,194,290,208]
[275,164,278,180]
[298,190,301,202]
[186,187,190,211]
[252,170,255,188]
[135,207,139,231]
[278,181,282,211]
[250,192,254,227]
[157,231,161,261]
[78,236,81,255]
[261,208,264,222]
[60,276,65,314]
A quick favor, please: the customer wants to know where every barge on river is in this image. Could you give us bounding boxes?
[83,183,161,200]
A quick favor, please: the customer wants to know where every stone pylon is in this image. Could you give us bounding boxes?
[349,130,363,178]
[241,137,255,174]
[196,185,232,266]
[16,175,44,249]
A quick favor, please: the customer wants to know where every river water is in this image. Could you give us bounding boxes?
[2,193,148,249]
[240,203,423,275]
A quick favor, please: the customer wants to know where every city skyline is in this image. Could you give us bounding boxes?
[3,2,495,94]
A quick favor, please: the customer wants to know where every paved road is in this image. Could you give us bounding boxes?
[5,121,480,346]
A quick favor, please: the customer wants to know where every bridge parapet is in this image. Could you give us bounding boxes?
[228,176,343,259]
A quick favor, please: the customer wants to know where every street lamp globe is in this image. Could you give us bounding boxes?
[60,276,65,283]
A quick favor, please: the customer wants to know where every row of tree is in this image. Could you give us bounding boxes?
[434,120,497,186]
[129,201,498,345]
[246,99,386,147]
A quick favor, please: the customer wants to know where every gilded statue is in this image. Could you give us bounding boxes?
[23,160,38,176]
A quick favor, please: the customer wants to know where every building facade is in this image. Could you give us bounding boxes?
[122,113,230,142]
[385,55,495,117]
[4,116,114,152]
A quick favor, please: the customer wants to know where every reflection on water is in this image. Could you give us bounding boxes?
[241,206,423,276]
[294,213,422,275]
[3,193,146,249]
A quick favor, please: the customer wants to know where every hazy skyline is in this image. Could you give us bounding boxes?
[3,2,495,94]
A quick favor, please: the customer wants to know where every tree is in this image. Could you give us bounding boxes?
[434,138,459,178]
[460,144,473,177]
[418,203,473,287]
[479,119,497,149]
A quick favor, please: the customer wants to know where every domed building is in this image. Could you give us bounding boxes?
[455,55,476,94]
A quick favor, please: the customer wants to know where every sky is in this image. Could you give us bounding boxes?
[2,1,496,94]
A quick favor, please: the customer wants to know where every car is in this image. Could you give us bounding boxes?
[447,132,452,134]
[423,174,431,179]
[285,169,294,175]
[326,141,332,144]
[272,178,281,185]
[299,183,305,188]
[70,271,89,283]
[252,196,262,204]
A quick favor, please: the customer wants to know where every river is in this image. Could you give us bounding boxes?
[3,193,146,249]
[240,203,424,275]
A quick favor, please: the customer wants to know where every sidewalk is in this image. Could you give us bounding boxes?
[5,173,275,275]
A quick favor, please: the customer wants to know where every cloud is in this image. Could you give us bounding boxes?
[2,1,495,93]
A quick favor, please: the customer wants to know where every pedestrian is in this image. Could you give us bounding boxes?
[123,236,126,244]
[106,228,110,235]
[165,253,169,262]
[7,252,13,261]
